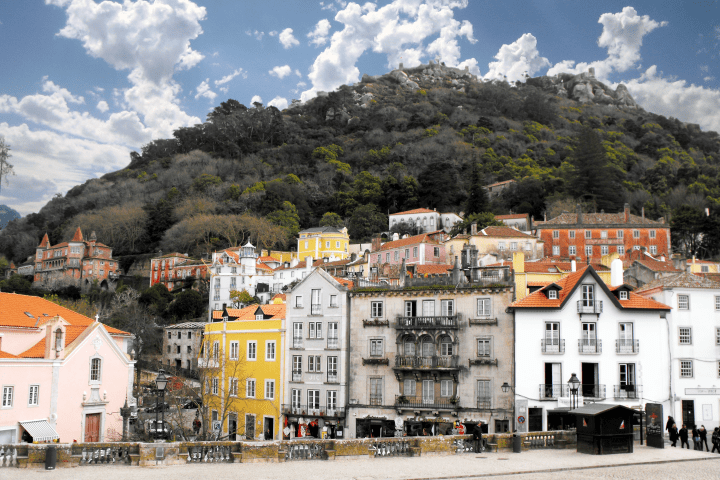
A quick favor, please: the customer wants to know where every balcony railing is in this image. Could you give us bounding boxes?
[477,397,491,410]
[578,339,602,354]
[292,338,303,349]
[292,371,302,382]
[327,372,338,383]
[580,384,606,399]
[613,385,642,399]
[394,355,460,369]
[311,304,322,315]
[281,405,346,417]
[327,337,339,349]
[539,384,570,399]
[616,339,639,354]
[395,315,459,329]
[395,395,459,409]
[577,301,603,314]
[369,395,383,406]
[540,339,565,354]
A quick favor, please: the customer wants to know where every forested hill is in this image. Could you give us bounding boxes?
[2,62,720,264]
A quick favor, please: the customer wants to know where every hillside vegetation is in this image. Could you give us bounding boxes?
[2,64,720,263]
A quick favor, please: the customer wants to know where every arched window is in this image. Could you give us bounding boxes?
[421,336,434,357]
[404,337,415,356]
[440,336,453,356]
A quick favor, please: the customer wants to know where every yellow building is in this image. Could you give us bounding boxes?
[203,304,286,440]
[297,226,350,261]
[260,249,298,264]
[686,257,720,274]
[443,225,544,264]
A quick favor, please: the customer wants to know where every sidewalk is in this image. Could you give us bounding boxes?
[5,445,719,480]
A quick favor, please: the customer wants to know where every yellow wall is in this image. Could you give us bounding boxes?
[203,318,285,440]
[512,253,612,300]
[297,230,350,261]
[687,260,719,274]
[261,250,298,263]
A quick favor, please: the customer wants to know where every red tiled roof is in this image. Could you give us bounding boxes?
[378,233,439,251]
[527,281,551,287]
[38,233,50,248]
[258,256,279,263]
[390,208,436,216]
[480,226,533,238]
[71,227,83,242]
[536,211,665,226]
[211,304,286,320]
[271,293,286,301]
[635,272,720,293]
[0,350,19,359]
[495,214,528,220]
[314,259,351,267]
[333,277,354,289]
[410,264,453,276]
[687,259,717,264]
[20,325,89,358]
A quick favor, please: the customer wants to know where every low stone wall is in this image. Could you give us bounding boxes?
[0,430,576,468]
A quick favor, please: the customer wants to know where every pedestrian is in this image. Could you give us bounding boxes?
[711,427,720,453]
[680,424,690,449]
[193,417,201,435]
[666,416,675,435]
[699,425,709,452]
[692,426,700,450]
[669,423,679,447]
[472,423,484,453]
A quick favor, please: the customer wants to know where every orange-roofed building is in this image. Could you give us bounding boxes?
[389,207,462,234]
[508,265,672,433]
[0,292,134,444]
[33,228,119,292]
[149,252,209,291]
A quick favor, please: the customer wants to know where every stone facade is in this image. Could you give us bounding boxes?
[162,321,206,371]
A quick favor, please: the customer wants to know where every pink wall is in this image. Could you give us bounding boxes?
[0,362,53,442]
[372,242,446,266]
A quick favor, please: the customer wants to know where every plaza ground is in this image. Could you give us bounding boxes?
[3,444,719,480]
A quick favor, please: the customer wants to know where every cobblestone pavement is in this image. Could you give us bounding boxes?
[3,445,719,480]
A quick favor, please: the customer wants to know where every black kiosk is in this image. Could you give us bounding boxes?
[571,404,635,455]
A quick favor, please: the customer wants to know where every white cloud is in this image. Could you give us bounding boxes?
[704,76,715,82]
[269,30,278,37]
[250,95,263,105]
[215,68,247,86]
[308,19,332,46]
[42,77,85,104]
[268,96,288,110]
[302,0,478,101]
[96,100,109,112]
[320,1,347,12]
[195,79,217,102]
[483,33,549,83]
[295,69,302,77]
[245,29,265,41]
[270,65,293,79]
[622,66,720,133]
[279,28,300,49]
[547,7,667,82]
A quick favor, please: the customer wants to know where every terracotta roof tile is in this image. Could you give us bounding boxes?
[333,277,354,289]
[378,233,439,251]
[390,208,436,215]
[20,325,94,358]
[271,293,286,301]
[409,264,453,276]
[38,233,50,248]
[480,226,534,238]
[495,214,528,220]
[635,272,720,293]
[211,304,286,320]
[537,211,665,226]
[71,227,84,242]
[0,350,19,358]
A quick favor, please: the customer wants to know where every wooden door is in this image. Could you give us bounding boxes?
[245,414,255,439]
[682,400,695,429]
[85,413,101,442]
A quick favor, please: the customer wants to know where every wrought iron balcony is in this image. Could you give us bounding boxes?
[281,404,346,417]
[578,339,602,354]
[476,397,492,410]
[395,315,459,329]
[580,384,606,399]
[327,337,339,349]
[369,395,383,406]
[616,339,639,354]
[393,355,460,369]
[539,384,570,400]
[292,371,302,382]
[541,339,565,354]
[613,385,642,399]
[577,300,603,314]
[395,395,458,409]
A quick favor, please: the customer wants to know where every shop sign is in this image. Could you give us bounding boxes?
[685,388,720,395]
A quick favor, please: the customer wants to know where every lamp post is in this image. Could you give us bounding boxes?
[568,373,580,410]
[501,382,514,432]
[501,382,522,453]
[155,369,168,440]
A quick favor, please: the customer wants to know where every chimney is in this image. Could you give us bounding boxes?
[576,204,582,224]
[610,258,624,287]
[470,222,478,236]
[371,236,382,252]
[392,233,399,241]
[641,207,645,220]
[571,260,576,272]
[624,203,630,223]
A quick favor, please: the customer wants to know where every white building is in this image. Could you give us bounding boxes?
[636,273,720,430]
[208,242,275,317]
[284,269,350,439]
[509,263,672,432]
[389,208,462,234]
[271,258,315,293]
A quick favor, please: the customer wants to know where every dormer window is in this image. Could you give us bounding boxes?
[619,291,628,300]
[55,328,63,352]
[548,290,558,300]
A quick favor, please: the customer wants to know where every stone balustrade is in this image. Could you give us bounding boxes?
[0,430,576,468]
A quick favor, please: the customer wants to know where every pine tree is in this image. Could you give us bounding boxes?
[465,162,489,216]
[569,127,624,212]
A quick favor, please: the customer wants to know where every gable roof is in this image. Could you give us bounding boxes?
[495,214,528,220]
[211,304,286,321]
[635,272,720,293]
[480,226,534,238]
[38,233,50,248]
[537,211,664,226]
[71,227,84,242]
[378,232,439,251]
[390,208,436,216]
[623,250,680,273]
[509,265,670,311]
[20,324,89,358]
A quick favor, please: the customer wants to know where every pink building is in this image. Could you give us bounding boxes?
[149,252,209,291]
[370,232,448,266]
[0,293,134,444]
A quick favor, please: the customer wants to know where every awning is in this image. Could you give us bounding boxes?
[20,419,60,442]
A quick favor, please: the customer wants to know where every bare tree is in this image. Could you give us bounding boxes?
[0,136,14,196]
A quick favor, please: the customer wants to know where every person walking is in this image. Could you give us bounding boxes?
[692,426,700,450]
[666,416,675,435]
[711,427,720,453]
[669,423,679,447]
[680,424,690,449]
[699,425,710,452]
[472,423,484,453]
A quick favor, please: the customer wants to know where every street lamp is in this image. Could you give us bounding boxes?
[567,373,581,410]
[500,382,521,453]
[155,369,168,440]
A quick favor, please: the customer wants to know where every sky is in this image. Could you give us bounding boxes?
[1,0,719,217]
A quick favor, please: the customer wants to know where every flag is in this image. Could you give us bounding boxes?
[582,418,587,427]
[619,420,625,430]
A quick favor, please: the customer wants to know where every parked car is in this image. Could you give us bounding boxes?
[181,398,202,409]
[144,402,170,413]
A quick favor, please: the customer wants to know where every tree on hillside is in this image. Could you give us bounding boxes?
[464,162,489,216]
[319,212,344,228]
[389,221,422,237]
[0,136,14,196]
[229,289,255,308]
[166,289,206,321]
[348,204,388,242]
[139,283,174,317]
[671,205,705,257]
[266,201,301,240]
[450,212,504,236]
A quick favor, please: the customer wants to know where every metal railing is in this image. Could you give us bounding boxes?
[577,300,603,314]
[281,405,346,417]
[539,384,570,399]
[394,355,460,368]
[540,339,565,354]
[613,385,642,399]
[395,315,459,329]
[395,395,458,409]
[616,339,639,354]
[369,395,383,406]
[578,339,602,354]
[581,384,606,399]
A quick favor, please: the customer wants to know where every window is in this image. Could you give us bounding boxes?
[212,378,219,395]
[633,230,640,238]
[434,247,440,257]
[176,345,181,354]
[510,242,518,251]
[678,295,689,310]
[582,285,594,306]
[413,247,418,257]
[328,323,339,348]
[245,379,256,398]
[187,346,192,353]
[230,378,238,396]
[441,299,454,316]
[440,336,453,356]
[308,390,320,409]
[90,358,102,382]
[552,246,560,256]
[167,346,171,353]
[477,298,491,317]
[716,296,720,311]
[650,246,657,255]
[650,230,656,238]
[498,242,506,251]
[548,290,558,299]
[28,385,39,406]
[702,265,709,273]
[325,241,330,248]
[371,301,383,318]
[329,295,338,307]
[544,323,560,351]
[679,327,692,345]
[311,289,322,315]
[617,230,624,239]
[525,242,532,251]
[295,296,303,308]
[585,245,593,257]
[601,246,609,255]
[308,355,321,372]
[405,248,409,258]
[394,251,399,261]
[552,230,559,239]
[585,230,591,239]
[247,341,257,360]
[404,379,416,396]
[619,291,628,300]
[618,323,634,352]
[477,380,491,406]
[2,386,13,408]
[266,341,276,361]
[619,363,635,388]
[569,246,576,256]
[291,389,301,408]
[370,378,383,405]
[680,360,693,378]
[292,356,302,380]
[336,241,340,248]
[441,379,453,397]
[569,230,575,239]
[229,341,239,360]
[168,332,172,339]
[477,337,491,357]
[386,253,390,262]
[617,246,625,255]
[293,323,303,348]
[601,231,607,239]
[370,339,384,356]
[265,380,275,400]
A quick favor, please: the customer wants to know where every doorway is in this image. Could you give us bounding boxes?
[682,400,696,429]
[581,363,598,397]
[544,363,562,398]
[85,413,101,442]
[228,414,237,441]
[528,407,543,432]
[264,417,274,440]
[245,414,255,439]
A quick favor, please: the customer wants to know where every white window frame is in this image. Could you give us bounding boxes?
[585,230,592,239]
[601,245,609,255]
[440,379,453,397]
[247,341,257,361]
[404,379,416,396]
[678,295,689,310]
[246,379,256,398]
[617,246,625,255]
[716,296,720,311]
[28,385,39,407]
[569,230,575,239]
[89,356,102,384]
[2,386,14,408]
[370,338,384,357]
[552,246,560,256]
[680,360,693,378]
[264,380,275,400]
[371,301,383,318]
[633,230,640,238]
[212,377,219,395]
[548,290,558,300]
[679,327,692,345]
[552,230,559,239]
[441,299,454,316]
[230,341,239,360]
[650,245,657,255]
[650,230,656,238]
[569,246,576,256]
[329,294,338,307]
[619,291,628,300]
[477,298,491,317]
[265,341,276,361]
[585,245,593,257]
[229,378,238,397]
[617,230,624,239]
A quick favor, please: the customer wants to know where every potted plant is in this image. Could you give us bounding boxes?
[449,396,459,405]
[397,395,408,404]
